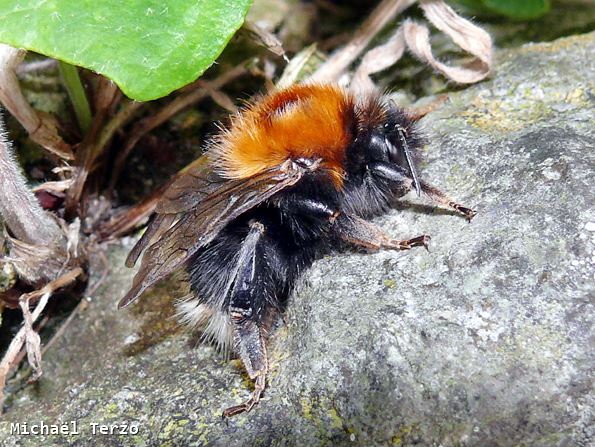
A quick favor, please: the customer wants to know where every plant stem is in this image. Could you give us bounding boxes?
[58,61,92,134]
[0,115,61,246]
[0,44,73,159]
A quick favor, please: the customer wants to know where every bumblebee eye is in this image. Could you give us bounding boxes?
[386,127,421,197]
[368,132,389,161]
[383,136,410,174]
[384,136,400,163]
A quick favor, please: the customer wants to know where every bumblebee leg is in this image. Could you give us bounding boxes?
[368,161,413,186]
[419,180,476,222]
[276,195,339,221]
[221,221,272,418]
[335,214,430,251]
[222,318,268,418]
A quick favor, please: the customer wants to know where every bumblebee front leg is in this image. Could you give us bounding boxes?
[221,221,271,418]
[335,213,430,251]
[419,180,476,222]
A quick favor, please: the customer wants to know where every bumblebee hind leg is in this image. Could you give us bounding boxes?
[221,221,275,418]
[222,318,268,417]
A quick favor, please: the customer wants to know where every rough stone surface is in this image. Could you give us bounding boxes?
[1,33,594,446]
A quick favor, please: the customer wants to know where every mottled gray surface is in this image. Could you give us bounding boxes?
[1,32,594,446]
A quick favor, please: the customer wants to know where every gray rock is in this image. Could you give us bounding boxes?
[1,32,594,446]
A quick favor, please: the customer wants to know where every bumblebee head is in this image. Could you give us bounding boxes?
[346,99,423,196]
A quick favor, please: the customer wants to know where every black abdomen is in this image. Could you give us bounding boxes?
[184,173,339,339]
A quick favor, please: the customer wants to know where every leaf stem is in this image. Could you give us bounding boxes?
[58,61,92,134]
[0,114,62,246]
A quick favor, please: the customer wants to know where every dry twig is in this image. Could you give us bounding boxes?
[40,246,108,358]
[243,20,287,59]
[0,44,73,160]
[32,179,75,194]
[15,58,58,75]
[108,64,248,193]
[352,0,493,92]
[98,182,170,240]
[309,0,417,83]
[0,267,83,413]
[277,44,319,89]
[307,0,492,92]
[41,298,89,358]
[65,87,144,216]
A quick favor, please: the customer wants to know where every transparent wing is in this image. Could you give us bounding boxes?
[119,160,305,308]
[156,155,218,214]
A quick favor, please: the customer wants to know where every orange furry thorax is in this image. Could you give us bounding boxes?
[210,84,356,188]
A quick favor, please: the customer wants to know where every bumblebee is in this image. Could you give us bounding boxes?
[119,84,475,417]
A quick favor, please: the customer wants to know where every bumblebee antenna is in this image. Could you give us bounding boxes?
[395,124,421,197]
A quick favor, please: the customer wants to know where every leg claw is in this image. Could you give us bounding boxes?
[222,373,265,419]
[463,208,477,222]
[222,400,255,418]
[408,234,431,251]
[454,205,476,222]
[386,234,431,251]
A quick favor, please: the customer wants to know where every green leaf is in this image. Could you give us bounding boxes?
[0,1,252,101]
[452,0,550,20]
[451,0,494,16]
[483,0,550,20]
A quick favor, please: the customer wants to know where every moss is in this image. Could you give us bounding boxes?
[461,97,553,133]
[383,279,396,289]
[102,402,119,418]
[390,424,419,445]
[0,262,17,293]
[300,397,313,420]
[515,32,594,55]
[501,322,567,370]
